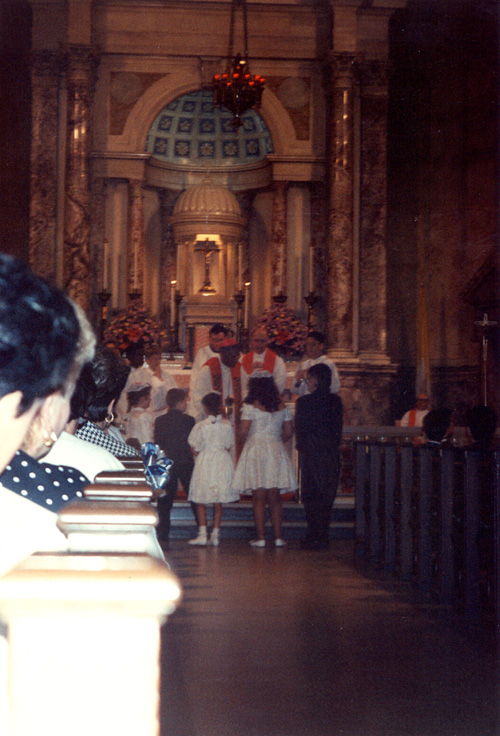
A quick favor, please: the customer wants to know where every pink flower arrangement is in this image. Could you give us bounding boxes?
[104,302,168,354]
[254,305,308,358]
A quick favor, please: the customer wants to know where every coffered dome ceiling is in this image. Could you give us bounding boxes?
[146,89,273,167]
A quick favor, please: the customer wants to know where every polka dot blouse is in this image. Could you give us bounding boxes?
[0,450,89,512]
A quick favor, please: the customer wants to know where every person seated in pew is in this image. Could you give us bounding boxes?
[0,253,95,577]
[75,346,141,458]
[465,405,498,449]
[42,363,126,481]
[398,393,431,428]
[422,408,453,446]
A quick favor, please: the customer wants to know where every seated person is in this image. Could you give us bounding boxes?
[75,347,140,458]
[399,393,430,427]
[465,405,498,449]
[42,367,126,481]
[422,408,453,446]
[0,253,95,576]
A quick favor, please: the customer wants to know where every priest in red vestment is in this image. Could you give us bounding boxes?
[240,327,287,396]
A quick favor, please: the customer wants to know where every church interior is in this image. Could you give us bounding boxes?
[0,3,499,735]
[1,0,498,425]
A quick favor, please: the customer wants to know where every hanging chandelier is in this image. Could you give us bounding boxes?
[212,0,265,129]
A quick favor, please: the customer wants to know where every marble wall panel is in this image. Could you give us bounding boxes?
[29,51,61,281]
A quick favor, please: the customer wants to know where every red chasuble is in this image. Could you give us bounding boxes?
[241,348,277,376]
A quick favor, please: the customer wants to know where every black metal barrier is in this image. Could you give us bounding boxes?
[354,440,500,628]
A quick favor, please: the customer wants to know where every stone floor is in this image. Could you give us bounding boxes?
[159,539,499,736]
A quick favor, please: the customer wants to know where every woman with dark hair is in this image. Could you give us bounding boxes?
[0,253,95,575]
[232,373,297,547]
[295,362,343,550]
[74,346,140,457]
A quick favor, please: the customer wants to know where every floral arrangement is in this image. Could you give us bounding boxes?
[254,304,308,359]
[103,301,168,354]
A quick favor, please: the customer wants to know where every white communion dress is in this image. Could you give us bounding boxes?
[232,404,298,495]
[188,416,238,504]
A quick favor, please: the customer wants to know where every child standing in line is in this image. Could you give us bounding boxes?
[231,373,297,547]
[153,388,195,542]
[125,383,153,446]
[187,392,238,547]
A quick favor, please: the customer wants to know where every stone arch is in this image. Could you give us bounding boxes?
[112,71,299,159]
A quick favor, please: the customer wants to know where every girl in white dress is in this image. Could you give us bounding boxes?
[187,392,238,547]
[232,373,297,547]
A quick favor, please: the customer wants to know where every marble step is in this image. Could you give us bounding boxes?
[167,495,355,540]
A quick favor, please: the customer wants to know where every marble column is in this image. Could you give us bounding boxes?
[91,178,106,290]
[358,60,390,360]
[310,181,327,328]
[236,191,254,286]
[29,51,62,282]
[270,181,288,296]
[159,189,177,322]
[326,53,358,357]
[63,46,94,310]
[89,176,107,327]
[128,180,145,296]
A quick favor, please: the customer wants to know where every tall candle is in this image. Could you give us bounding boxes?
[170,280,177,327]
[309,244,314,292]
[103,239,109,291]
[238,242,242,291]
[244,282,250,328]
[176,245,180,289]
[133,242,138,290]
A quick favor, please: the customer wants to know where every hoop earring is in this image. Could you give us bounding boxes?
[43,429,58,449]
[104,411,114,429]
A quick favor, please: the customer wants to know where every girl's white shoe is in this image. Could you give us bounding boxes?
[189,534,208,546]
[250,539,265,547]
[209,531,220,547]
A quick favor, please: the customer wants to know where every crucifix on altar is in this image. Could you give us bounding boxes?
[196,238,220,295]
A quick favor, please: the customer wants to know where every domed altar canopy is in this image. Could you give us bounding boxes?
[170,177,244,243]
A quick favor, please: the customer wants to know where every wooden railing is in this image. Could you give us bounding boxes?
[0,473,181,736]
[354,438,500,628]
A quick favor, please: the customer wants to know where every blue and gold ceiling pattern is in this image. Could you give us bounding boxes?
[146,89,273,166]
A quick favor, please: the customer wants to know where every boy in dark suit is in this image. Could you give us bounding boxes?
[154,388,195,541]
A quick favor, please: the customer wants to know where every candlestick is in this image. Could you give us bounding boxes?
[238,242,242,291]
[170,280,177,327]
[304,291,318,329]
[133,243,138,290]
[176,244,180,289]
[103,239,109,291]
[97,289,111,342]
[308,244,314,293]
[244,281,251,328]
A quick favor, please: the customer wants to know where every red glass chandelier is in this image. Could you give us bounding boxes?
[213,0,265,129]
